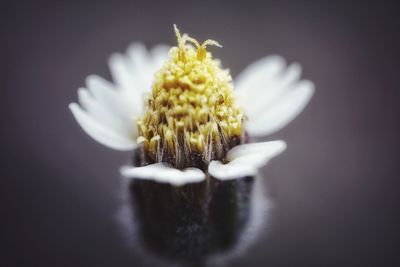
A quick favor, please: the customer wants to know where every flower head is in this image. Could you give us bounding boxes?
[69,26,314,186]
[138,25,243,170]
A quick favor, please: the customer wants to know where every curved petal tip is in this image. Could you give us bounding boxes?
[235,55,315,137]
[120,163,206,186]
[208,140,287,180]
[69,103,136,151]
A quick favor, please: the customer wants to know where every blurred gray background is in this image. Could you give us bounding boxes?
[1,0,399,266]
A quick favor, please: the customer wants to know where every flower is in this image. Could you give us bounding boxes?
[69,25,314,186]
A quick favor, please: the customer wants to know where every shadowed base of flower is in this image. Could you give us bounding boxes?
[117,175,271,266]
[134,134,242,171]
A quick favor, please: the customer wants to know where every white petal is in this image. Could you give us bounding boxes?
[108,43,170,115]
[69,103,136,151]
[121,163,206,186]
[85,75,139,133]
[77,87,126,134]
[238,62,302,115]
[109,43,170,94]
[246,80,315,136]
[235,55,286,96]
[226,140,286,161]
[235,55,314,137]
[126,43,170,92]
[127,43,148,70]
[72,75,139,146]
[70,43,170,150]
[208,141,286,180]
[108,53,135,93]
[85,74,138,117]
[234,56,285,119]
[127,43,152,92]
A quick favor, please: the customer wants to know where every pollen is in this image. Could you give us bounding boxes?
[136,25,244,169]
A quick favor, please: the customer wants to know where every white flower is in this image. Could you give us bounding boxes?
[69,30,314,186]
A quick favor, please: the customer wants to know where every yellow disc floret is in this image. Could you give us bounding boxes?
[136,25,243,169]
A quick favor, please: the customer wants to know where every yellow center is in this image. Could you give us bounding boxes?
[136,26,243,169]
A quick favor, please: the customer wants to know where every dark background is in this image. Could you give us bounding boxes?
[1,0,400,266]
